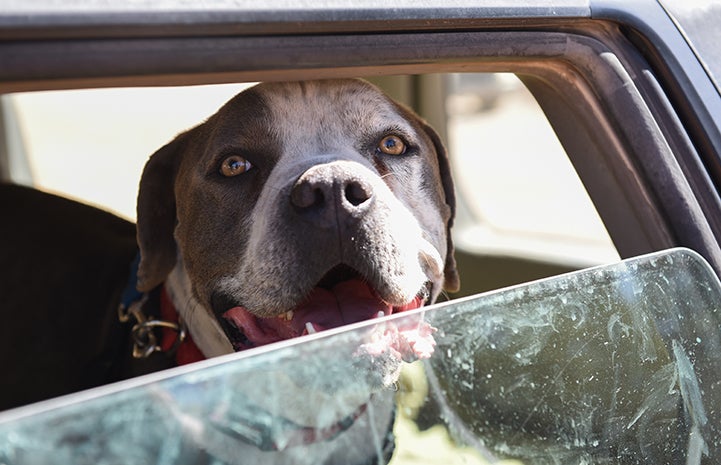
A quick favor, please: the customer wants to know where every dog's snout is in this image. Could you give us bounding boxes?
[290,164,374,226]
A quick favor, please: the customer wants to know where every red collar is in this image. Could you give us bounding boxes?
[159,286,206,365]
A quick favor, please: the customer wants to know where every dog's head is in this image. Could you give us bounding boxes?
[136,79,458,356]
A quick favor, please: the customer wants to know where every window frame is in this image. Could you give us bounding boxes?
[1,3,720,275]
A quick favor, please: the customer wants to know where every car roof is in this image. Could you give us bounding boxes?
[0,0,591,40]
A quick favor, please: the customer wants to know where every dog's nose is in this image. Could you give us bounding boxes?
[291,164,374,226]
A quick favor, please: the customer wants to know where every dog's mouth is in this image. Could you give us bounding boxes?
[219,265,432,354]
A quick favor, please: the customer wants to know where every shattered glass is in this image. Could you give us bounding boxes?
[1,248,720,464]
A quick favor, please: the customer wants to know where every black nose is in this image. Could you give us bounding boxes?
[290,164,374,227]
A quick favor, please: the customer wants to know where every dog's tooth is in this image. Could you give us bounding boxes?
[305,322,317,334]
[278,310,294,321]
[376,311,385,318]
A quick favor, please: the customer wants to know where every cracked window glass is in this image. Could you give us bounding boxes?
[1,248,719,464]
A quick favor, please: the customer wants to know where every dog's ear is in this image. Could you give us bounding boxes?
[135,134,186,292]
[419,121,461,293]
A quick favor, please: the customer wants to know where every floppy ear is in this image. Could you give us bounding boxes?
[419,120,461,293]
[135,134,186,292]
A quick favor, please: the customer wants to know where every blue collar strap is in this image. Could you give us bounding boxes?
[119,252,143,310]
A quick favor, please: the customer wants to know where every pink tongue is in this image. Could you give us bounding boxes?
[290,280,393,334]
[222,279,395,350]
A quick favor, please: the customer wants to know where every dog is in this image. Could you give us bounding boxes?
[0,79,458,463]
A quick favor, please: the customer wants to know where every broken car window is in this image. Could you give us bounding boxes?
[1,248,719,464]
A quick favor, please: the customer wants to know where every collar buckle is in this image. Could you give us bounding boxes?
[118,296,187,359]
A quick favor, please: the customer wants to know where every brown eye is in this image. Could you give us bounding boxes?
[378,135,407,156]
[220,155,253,177]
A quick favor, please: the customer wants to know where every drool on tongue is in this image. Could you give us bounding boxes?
[221,279,432,358]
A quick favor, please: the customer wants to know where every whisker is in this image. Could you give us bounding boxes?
[437,289,451,302]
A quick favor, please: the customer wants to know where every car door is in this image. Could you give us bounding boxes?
[1,1,721,464]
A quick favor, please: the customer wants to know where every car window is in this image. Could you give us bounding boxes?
[1,247,717,464]
[8,73,619,283]
[445,73,619,268]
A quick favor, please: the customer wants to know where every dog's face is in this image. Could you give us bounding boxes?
[136,79,458,355]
